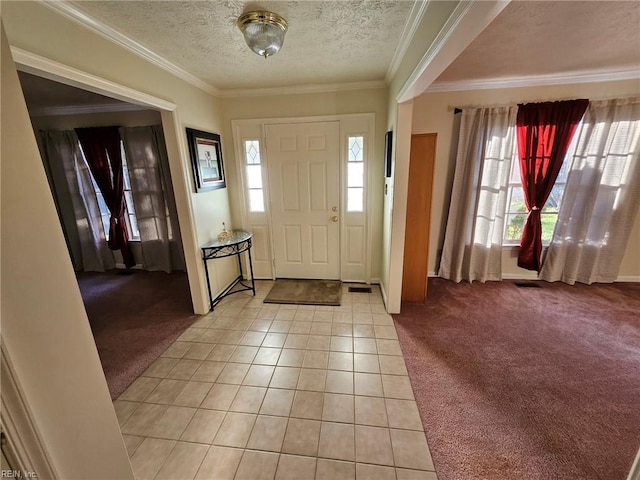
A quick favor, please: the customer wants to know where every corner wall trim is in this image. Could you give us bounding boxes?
[0,348,57,479]
[379,281,390,313]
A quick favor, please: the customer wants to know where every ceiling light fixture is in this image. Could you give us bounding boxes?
[237,11,288,58]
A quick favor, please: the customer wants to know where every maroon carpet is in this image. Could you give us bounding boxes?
[77,270,198,399]
[394,278,640,480]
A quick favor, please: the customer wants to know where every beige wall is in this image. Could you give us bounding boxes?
[3,1,237,312]
[1,23,134,478]
[412,79,640,279]
[221,88,389,282]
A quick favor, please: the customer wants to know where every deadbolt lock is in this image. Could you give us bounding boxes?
[332,206,338,212]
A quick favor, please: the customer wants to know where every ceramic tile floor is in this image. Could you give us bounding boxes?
[114,281,438,480]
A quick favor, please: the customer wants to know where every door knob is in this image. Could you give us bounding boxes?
[331,216,339,222]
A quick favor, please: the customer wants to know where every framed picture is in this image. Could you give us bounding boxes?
[186,128,226,192]
[384,130,393,178]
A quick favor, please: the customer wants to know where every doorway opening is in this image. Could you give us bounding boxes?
[17,71,196,398]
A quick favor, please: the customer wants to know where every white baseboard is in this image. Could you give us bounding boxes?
[428,272,640,282]
[502,272,540,280]
[429,271,540,280]
[616,276,640,283]
[114,263,143,270]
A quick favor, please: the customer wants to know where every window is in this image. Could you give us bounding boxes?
[243,139,265,212]
[84,142,140,241]
[503,131,579,245]
[347,135,365,212]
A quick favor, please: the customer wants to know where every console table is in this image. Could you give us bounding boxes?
[201,230,255,311]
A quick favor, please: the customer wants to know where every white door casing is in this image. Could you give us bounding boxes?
[232,114,374,283]
[266,121,341,279]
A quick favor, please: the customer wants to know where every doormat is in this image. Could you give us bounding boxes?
[264,279,342,306]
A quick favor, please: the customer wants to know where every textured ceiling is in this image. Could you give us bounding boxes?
[434,1,640,85]
[17,1,640,106]
[68,0,415,90]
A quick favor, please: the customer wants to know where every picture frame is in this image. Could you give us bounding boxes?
[384,130,393,178]
[186,128,226,192]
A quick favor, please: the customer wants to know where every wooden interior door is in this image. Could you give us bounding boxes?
[266,121,341,279]
[402,133,437,302]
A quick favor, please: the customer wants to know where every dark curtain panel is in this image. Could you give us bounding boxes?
[75,126,135,268]
[119,125,186,272]
[516,99,589,271]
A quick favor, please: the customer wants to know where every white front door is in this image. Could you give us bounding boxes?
[266,121,340,279]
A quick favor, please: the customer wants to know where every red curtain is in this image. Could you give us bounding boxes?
[75,127,135,268]
[516,99,588,271]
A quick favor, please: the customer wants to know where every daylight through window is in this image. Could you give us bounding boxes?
[84,142,140,241]
[347,135,365,212]
[244,139,265,212]
[503,131,579,244]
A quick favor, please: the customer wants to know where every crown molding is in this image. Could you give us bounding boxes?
[397,1,511,103]
[426,68,640,93]
[28,103,148,117]
[396,0,475,102]
[39,0,220,97]
[385,0,430,83]
[219,80,388,98]
[11,46,177,112]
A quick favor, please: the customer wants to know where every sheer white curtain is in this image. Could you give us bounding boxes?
[540,97,640,284]
[439,106,517,282]
[120,125,185,272]
[39,130,115,271]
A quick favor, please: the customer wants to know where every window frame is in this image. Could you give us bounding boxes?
[502,130,580,246]
[346,134,366,213]
[242,138,266,213]
[83,141,140,242]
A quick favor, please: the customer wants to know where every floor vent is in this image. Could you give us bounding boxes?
[349,286,372,293]
[514,281,542,288]
[115,270,135,275]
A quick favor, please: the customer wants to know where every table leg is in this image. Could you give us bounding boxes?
[203,255,214,311]
[248,245,256,296]
[236,251,243,282]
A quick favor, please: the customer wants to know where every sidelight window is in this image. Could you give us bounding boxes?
[347,135,365,212]
[244,139,265,212]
